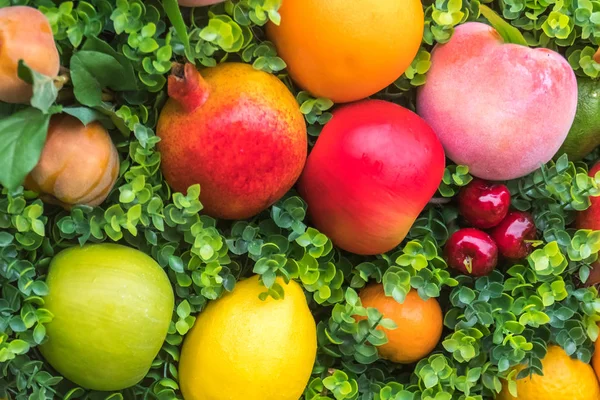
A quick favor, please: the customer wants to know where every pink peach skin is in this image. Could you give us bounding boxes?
[417,22,578,181]
[178,0,225,7]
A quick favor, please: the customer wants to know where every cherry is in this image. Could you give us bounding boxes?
[444,228,498,277]
[458,178,511,229]
[490,211,538,260]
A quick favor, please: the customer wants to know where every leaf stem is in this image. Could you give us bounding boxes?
[429,197,453,205]
[358,315,383,346]
[163,0,191,59]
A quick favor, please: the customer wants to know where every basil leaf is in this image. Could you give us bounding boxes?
[81,37,138,90]
[0,103,27,119]
[62,106,115,129]
[0,108,50,190]
[70,50,137,107]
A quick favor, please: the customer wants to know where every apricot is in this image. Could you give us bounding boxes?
[25,114,119,209]
[0,6,60,103]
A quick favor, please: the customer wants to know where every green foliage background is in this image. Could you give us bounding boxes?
[2,0,600,399]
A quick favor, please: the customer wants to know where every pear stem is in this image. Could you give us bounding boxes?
[168,62,210,113]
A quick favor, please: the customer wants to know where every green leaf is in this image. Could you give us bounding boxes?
[33,323,46,344]
[162,0,190,56]
[479,5,528,46]
[81,37,138,90]
[62,106,115,128]
[70,51,135,107]
[8,339,30,354]
[0,108,50,190]
[177,300,191,318]
[17,61,59,114]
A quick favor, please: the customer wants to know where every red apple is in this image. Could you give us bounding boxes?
[575,161,600,286]
[458,178,511,229]
[417,22,577,181]
[298,99,445,255]
[583,265,600,287]
[445,228,498,276]
[490,211,537,260]
[576,161,600,231]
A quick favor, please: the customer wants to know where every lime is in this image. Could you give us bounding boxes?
[556,77,600,161]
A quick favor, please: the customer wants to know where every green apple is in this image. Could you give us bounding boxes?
[39,244,174,391]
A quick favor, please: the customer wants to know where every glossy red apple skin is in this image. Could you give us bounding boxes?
[490,211,537,260]
[417,22,577,181]
[575,161,600,286]
[444,228,498,276]
[458,178,511,229]
[298,99,446,255]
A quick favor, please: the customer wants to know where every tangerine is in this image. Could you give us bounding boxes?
[358,285,443,364]
[497,345,600,400]
[266,0,424,103]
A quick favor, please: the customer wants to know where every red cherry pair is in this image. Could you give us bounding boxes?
[444,178,537,277]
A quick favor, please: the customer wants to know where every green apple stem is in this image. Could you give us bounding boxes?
[168,63,210,113]
[464,257,473,274]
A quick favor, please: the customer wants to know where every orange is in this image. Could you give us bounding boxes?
[266,0,424,103]
[358,285,442,363]
[497,345,600,400]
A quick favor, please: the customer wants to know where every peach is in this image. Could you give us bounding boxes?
[25,115,119,208]
[0,6,60,103]
[417,22,578,181]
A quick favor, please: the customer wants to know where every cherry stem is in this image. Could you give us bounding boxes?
[464,257,473,274]
[524,240,544,247]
